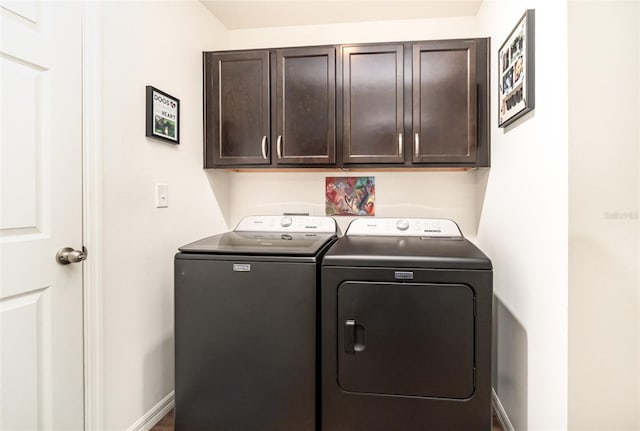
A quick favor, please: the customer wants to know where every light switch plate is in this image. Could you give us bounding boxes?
[156,184,168,208]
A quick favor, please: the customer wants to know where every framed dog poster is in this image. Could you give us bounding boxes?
[146,86,180,144]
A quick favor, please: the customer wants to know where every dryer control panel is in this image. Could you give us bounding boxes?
[346,218,462,237]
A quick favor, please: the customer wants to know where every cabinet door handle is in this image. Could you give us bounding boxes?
[398,133,403,157]
[276,135,283,159]
[414,132,420,157]
[261,136,268,159]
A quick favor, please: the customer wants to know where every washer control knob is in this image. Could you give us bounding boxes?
[280,216,293,227]
[396,219,410,231]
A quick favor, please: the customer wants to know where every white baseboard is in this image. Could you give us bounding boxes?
[129,389,509,431]
[126,391,175,431]
[492,388,515,431]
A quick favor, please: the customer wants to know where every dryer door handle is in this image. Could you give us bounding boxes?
[344,319,365,354]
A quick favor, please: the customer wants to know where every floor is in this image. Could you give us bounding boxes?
[151,409,506,431]
[151,409,173,431]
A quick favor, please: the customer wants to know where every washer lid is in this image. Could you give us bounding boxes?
[179,215,338,256]
[179,231,336,256]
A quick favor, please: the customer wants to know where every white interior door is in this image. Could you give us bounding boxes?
[0,1,84,430]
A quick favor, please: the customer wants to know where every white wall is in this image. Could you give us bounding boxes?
[229,16,478,48]
[568,2,640,429]
[100,2,229,429]
[227,17,483,236]
[229,171,480,235]
[476,2,569,430]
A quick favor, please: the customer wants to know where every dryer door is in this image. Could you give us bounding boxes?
[337,281,475,399]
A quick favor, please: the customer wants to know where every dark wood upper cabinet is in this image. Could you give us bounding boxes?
[412,40,477,164]
[274,47,336,165]
[342,44,405,164]
[204,38,489,169]
[204,51,270,167]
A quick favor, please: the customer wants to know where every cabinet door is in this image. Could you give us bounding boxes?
[204,51,270,167]
[342,45,404,164]
[412,41,477,164]
[274,47,336,165]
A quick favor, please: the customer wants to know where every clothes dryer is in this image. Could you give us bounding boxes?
[321,217,492,431]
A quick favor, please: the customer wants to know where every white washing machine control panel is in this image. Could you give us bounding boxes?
[346,218,462,237]
[235,215,337,234]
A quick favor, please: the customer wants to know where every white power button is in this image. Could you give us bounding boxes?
[280,216,293,227]
[396,219,409,231]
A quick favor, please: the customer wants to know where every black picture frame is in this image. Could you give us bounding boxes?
[498,9,535,128]
[146,86,180,144]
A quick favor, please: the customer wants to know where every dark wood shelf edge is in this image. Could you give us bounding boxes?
[210,167,482,173]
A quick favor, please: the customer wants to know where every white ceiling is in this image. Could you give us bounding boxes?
[200,0,483,30]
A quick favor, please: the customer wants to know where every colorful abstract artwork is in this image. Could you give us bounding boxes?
[325,176,375,216]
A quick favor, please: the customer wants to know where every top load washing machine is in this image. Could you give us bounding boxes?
[321,217,492,431]
[175,215,338,431]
